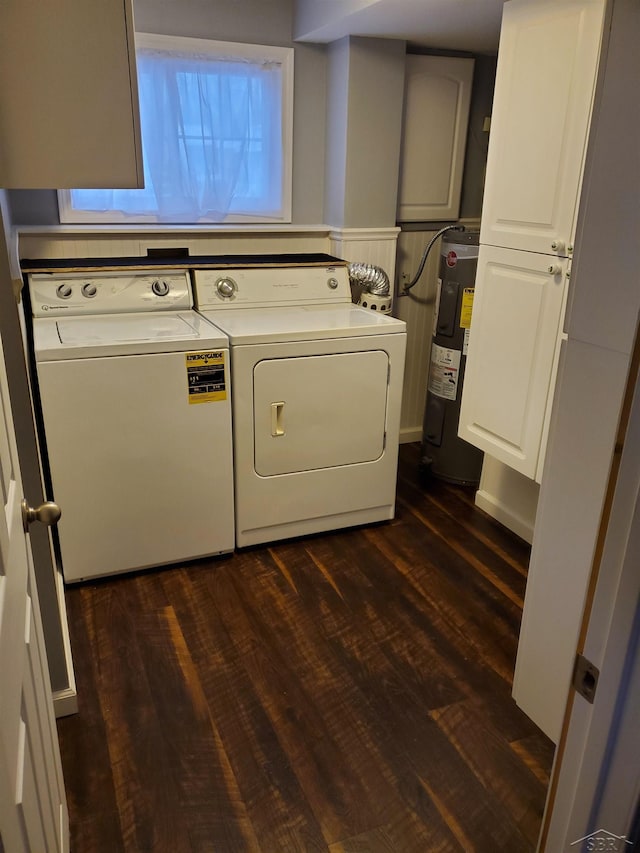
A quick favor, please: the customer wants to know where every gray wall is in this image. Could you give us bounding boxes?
[8,0,495,229]
[9,189,59,225]
[10,0,327,227]
[325,36,406,228]
[134,0,294,43]
[134,0,327,224]
[324,37,350,228]
[459,54,497,220]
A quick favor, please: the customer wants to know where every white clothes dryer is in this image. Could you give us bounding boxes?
[193,260,407,548]
[28,269,234,583]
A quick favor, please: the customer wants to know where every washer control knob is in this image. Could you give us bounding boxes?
[216,277,237,299]
[152,279,170,296]
[328,277,339,290]
[81,282,97,298]
[56,283,72,300]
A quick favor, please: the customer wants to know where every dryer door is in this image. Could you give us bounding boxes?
[253,350,389,476]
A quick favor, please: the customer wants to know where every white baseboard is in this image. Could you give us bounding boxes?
[53,563,78,717]
[475,489,534,544]
[53,686,78,718]
[400,426,422,444]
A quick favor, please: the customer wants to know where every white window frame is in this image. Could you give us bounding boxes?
[58,33,294,225]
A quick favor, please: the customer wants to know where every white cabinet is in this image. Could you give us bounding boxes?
[459,245,568,479]
[460,0,606,482]
[397,55,474,222]
[0,0,143,189]
[479,0,606,256]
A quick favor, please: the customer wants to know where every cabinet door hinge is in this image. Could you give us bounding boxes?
[573,653,600,703]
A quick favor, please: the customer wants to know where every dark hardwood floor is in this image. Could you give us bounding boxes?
[57,443,554,852]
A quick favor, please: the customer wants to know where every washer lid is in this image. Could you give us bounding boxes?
[56,313,200,344]
[33,311,229,361]
[198,304,406,345]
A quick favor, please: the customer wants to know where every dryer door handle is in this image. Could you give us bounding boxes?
[271,402,285,437]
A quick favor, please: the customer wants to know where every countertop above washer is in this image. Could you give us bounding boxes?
[21,252,347,274]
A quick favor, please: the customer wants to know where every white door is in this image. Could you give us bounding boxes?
[458,244,567,479]
[253,351,389,476]
[479,0,606,256]
[0,254,69,847]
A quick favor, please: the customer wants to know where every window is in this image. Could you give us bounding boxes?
[58,34,294,224]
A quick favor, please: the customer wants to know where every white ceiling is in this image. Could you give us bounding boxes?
[294,0,505,55]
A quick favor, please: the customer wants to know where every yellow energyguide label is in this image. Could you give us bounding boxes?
[459,288,475,329]
[186,351,227,404]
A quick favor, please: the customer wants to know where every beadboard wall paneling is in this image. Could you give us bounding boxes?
[17,228,333,263]
[394,220,481,442]
[329,227,399,295]
[394,227,441,442]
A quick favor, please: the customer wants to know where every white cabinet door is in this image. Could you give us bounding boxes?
[458,245,567,479]
[479,0,606,256]
[397,55,474,222]
[0,0,142,189]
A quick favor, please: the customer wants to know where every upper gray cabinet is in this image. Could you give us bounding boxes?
[0,0,143,189]
[397,55,474,222]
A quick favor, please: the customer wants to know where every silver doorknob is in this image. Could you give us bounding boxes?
[21,499,61,532]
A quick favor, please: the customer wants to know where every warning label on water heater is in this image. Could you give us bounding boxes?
[186,351,227,404]
[459,288,475,329]
[428,344,461,401]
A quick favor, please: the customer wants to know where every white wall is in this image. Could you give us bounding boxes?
[475,456,539,544]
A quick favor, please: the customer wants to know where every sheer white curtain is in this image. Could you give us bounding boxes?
[70,42,285,222]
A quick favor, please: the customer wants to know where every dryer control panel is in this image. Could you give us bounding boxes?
[29,270,193,317]
[193,265,351,310]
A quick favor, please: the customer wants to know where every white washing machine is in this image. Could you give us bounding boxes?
[28,269,235,583]
[193,260,407,547]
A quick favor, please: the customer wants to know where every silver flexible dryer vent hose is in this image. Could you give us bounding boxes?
[348,262,390,296]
